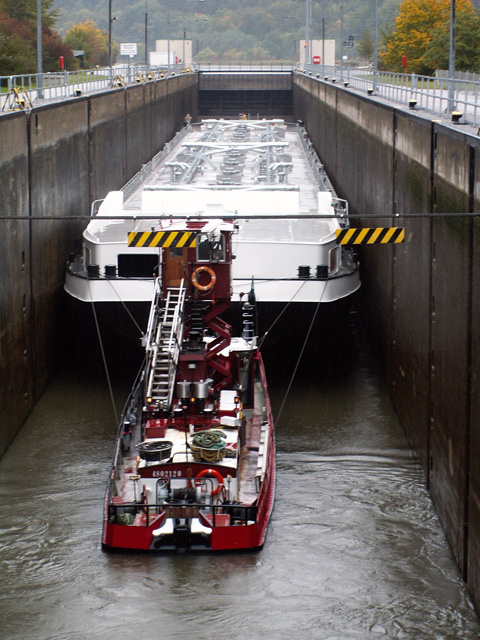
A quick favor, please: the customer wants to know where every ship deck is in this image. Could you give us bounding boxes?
[114,381,267,507]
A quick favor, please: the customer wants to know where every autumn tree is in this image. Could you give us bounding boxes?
[0,0,74,75]
[382,0,480,74]
[65,20,112,68]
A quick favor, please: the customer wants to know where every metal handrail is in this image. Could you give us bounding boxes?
[298,65,480,126]
[108,500,257,527]
[0,63,196,111]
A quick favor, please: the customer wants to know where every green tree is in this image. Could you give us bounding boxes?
[382,0,480,74]
[356,29,374,62]
[65,19,111,68]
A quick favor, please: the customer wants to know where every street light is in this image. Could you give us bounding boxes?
[448,0,456,110]
[305,0,311,68]
[108,0,113,82]
[108,1,118,83]
[145,0,149,67]
[37,0,43,98]
[373,0,378,91]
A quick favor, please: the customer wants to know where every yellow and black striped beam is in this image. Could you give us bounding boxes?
[127,230,197,248]
[336,227,405,245]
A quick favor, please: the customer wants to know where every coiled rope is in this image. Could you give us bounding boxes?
[189,429,236,462]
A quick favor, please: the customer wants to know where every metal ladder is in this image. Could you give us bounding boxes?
[145,280,186,411]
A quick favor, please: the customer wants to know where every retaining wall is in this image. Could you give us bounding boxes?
[0,73,198,458]
[293,73,480,612]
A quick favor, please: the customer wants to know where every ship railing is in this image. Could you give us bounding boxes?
[90,199,104,217]
[106,367,145,489]
[144,277,163,353]
[297,123,336,194]
[122,126,191,200]
[108,501,257,528]
[333,198,349,225]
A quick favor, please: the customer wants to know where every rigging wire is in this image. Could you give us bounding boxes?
[106,279,145,336]
[90,296,119,425]
[274,285,326,426]
[258,280,307,349]
[2,211,480,220]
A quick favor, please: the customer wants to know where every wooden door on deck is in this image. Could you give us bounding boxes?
[164,247,188,287]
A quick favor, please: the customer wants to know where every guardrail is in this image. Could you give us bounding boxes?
[196,63,294,72]
[299,64,480,127]
[1,63,293,110]
[5,60,480,126]
[0,63,194,111]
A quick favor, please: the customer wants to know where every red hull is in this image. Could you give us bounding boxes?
[102,430,275,552]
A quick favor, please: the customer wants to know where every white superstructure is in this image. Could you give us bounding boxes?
[65,119,360,304]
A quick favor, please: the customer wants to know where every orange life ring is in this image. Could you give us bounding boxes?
[192,266,216,292]
[195,468,224,497]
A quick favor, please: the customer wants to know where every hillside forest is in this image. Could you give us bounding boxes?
[50,0,403,64]
[2,0,480,76]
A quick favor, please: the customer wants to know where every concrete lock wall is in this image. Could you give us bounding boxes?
[0,73,199,459]
[0,112,34,452]
[293,74,480,612]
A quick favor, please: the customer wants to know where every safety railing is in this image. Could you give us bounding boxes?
[107,500,257,527]
[196,63,294,72]
[0,63,195,111]
[298,65,480,126]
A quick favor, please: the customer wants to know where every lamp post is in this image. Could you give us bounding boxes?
[448,0,456,111]
[305,0,311,68]
[340,5,344,80]
[108,0,113,83]
[37,0,43,98]
[145,0,149,68]
[322,18,325,76]
[373,0,378,90]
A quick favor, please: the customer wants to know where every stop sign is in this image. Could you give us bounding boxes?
[313,55,321,64]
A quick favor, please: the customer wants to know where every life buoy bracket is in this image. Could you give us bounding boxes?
[192,265,216,293]
[195,468,224,497]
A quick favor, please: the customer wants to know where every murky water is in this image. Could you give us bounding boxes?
[1,315,479,640]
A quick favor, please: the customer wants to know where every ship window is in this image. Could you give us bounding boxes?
[118,254,159,277]
[329,245,339,274]
[196,233,225,263]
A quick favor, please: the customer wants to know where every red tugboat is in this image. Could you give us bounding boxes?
[102,219,275,552]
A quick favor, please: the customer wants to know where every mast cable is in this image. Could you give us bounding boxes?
[106,279,145,336]
[90,297,119,424]
[258,280,307,349]
[275,284,326,426]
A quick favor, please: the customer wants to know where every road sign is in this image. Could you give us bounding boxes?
[312,55,321,64]
[121,43,138,56]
